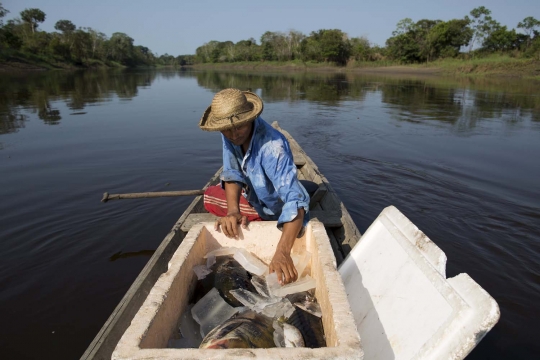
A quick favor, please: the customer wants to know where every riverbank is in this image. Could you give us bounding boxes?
[1,52,538,79]
[424,56,540,78]
[191,60,440,75]
[0,49,126,71]
[192,56,540,79]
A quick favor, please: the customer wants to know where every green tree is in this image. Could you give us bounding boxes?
[20,8,46,34]
[70,29,91,63]
[54,19,76,33]
[300,35,323,62]
[217,41,234,62]
[524,36,540,59]
[319,29,351,65]
[369,45,387,60]
[195,43,210,63]
[107,32,134,64]
[134,45,155,65]
[54,20,76,57]
[260,31,279,60]
[426,19,473,60]
[22,30,52,54]
[224,42,236,62]
[0,2,9,26]
[386,19,440,63]
[386,32,420,62]
[517,16,540,48]
[481,26,518,52]
[82,27,107,59]
[195,40,222,63]
[1,19,23,49]
[303,29,351,65]
[388,17,473,62]
[392,18,415,36]
[350,36,371,61]
[414,19,441,61]
[203,41,231,62]
[176,54,195,66]
[286,30,305,60]
[49,33,70,59]
[158,53,177,65]
[0,2,9,49]
[261,30,305,61]
[466,6,496,52]
[234,38,260,61]
[270,32,290,61]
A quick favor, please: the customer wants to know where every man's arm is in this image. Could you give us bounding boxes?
[214,181,248,238]
[269,208,304,284]
[215,136,249,238]
[262,136,310,285]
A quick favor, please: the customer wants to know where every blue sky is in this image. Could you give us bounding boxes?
[2,0,538,56]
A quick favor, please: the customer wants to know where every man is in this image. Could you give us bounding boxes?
[199,88,310,285]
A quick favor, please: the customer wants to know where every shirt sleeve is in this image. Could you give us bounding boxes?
[220,135,246,188]
[261,137,310,228]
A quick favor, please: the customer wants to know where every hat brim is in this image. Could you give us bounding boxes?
[199,91,264,132]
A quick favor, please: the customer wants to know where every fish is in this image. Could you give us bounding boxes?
[283,323,305,347]
[214,256,257,307]
[293,299,322,318]
[199,311,275,349]
[286,290,314,304]
[192,256,257,307]
[251,274,271,298]
[273,320,305,348]
[286,291,322,317]
[287,306,326,348]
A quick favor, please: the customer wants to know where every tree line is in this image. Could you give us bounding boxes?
[195,30,375,65]
[0,4,539,68]
[195,7,539,65]
[0,3,193,67]
[386,7,540,63]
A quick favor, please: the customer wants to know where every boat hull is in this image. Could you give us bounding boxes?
[81,122,361,360]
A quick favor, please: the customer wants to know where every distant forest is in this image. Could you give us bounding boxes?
[0,3,538,68]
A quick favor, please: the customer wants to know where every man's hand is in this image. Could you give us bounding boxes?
[269,208,305,285]
[214,212,248,238]
[269,248,298,285]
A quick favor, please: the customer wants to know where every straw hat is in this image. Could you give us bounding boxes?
[199,88,264,131]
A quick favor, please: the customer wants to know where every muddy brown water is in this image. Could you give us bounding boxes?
[0,69,539,359]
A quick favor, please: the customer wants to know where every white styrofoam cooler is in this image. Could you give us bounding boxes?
[113,221,363,360]
[339,206,500,360]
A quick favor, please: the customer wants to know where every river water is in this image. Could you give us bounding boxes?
[0,69,539,359]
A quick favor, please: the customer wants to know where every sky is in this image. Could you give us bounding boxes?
[2,0,539,56]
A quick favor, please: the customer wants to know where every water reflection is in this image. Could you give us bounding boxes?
[199,71,540,128]
[194,71,364,105]
[0,70,158,135]
[0,112,26,134]
[1,69,539,138]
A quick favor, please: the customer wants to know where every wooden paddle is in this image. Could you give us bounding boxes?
[101,190,205,203]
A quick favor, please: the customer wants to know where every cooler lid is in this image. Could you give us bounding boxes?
[339,206,500,360]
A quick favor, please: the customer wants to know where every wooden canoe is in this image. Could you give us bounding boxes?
[81,121,362,359]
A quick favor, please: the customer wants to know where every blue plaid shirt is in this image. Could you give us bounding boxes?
[220,117,310,228]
